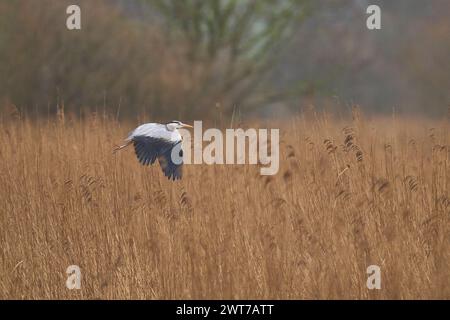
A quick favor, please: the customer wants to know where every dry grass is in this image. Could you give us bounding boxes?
[0,109,449,299]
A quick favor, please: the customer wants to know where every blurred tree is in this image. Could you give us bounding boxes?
[0,0,313,120]
[0,0,188,120]
[144,0,313,116]
[2,0,446,119]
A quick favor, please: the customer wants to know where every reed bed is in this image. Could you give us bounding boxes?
[0,110,448,299]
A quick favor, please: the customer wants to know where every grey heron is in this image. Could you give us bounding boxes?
[114,121,193,180]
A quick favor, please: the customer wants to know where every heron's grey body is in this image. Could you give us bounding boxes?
[126,123,182,144]
[117,121,191,180]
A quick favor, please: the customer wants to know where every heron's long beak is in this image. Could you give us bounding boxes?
[181,123,194,128]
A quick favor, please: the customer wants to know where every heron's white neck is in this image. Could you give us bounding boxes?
[166,123,178,131]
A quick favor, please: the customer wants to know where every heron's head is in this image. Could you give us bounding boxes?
[166,120,193,131]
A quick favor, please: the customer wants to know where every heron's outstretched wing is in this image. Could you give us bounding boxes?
[132,136,183,180]
[158,142,183,180]
[132,136,173,166]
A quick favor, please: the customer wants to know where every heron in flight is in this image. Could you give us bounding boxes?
[114,121,193,180]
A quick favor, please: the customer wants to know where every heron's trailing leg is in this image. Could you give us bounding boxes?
[113,140,131,154]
